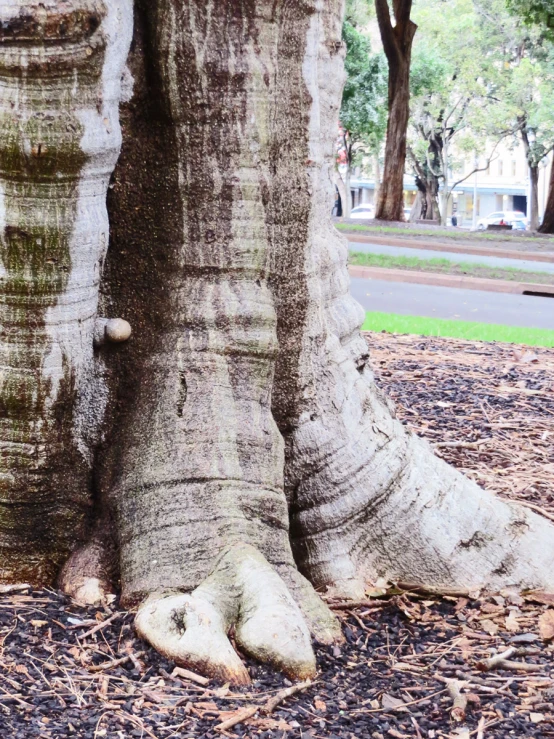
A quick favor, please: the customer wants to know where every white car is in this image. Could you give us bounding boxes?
[477,210,527,231]
[350,204,375,219]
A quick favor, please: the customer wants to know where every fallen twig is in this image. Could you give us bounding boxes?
[328,599,388,610]
[476,715,486,739]
[215,705,259,732]
[215,680,312,732]
[172,666,210,686]
[88,651,144,673]
[508,498,554,523]
[477,647,540,672]
[79,612,122,640]
[263,679,312,713]
[445,678,468,721]
[0,584,31,594]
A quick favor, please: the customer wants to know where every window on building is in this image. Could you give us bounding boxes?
[498,160,503,176]
[511,161,516,177]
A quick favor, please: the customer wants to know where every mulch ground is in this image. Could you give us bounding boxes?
[1,333,553,739]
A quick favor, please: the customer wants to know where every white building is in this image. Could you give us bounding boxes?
[348,139,553,226]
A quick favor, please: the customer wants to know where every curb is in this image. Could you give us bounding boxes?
[345,233,554,264]
[348,265,554,297]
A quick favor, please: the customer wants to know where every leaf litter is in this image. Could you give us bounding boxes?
[0,332,552,738]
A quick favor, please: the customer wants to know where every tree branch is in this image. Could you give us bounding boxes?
[375,0,400,64]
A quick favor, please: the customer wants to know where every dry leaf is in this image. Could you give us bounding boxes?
[530,713,545,723]
[480,619,499,636]
[538,610,554,641]
[480,603,503,614]
[505,611,519,632]
[526,592,554,606]
[381,693,406,711]
[314,699,327,712]
[456,637,472,661]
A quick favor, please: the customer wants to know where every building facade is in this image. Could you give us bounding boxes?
[348,139,553,226]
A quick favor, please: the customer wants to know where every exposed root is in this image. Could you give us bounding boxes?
[135,543,318,684]
[58,536,116,606]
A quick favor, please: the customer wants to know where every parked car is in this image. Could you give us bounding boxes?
[350,204,375,219]
[404,207,412,221]
[477,210,527,231]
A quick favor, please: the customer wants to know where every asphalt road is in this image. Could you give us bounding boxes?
[350,277,554,330]
[348,240,554,274]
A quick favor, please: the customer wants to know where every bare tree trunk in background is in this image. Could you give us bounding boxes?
[539,163,554,233]
[520,126,540,231]
[374,0,416,221]
[373,151,381,207]
[528,165,540,231]
[1,0,554,685]
[408,149,440,222]
[336,168,352,218]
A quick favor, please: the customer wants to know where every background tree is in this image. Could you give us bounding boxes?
[506,0,554,232]
[338,11,388,217]
[477,0,554,231]
[374,0,417,221]
[408,0,510,225]
[1,0,554,685]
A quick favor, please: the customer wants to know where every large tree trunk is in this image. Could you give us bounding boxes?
[1,0,554,686]
[539,161,554,233]
[0,0,133,584]
[374,0,416,222]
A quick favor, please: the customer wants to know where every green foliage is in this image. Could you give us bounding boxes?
[340,18,388,157]
[507,0,554,35]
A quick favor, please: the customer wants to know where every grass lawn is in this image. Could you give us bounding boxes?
[362,311,554,347]
[349,250,554,285]
[336,222,551,244]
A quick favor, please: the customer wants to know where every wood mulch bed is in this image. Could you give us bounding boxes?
[0,333,553,739]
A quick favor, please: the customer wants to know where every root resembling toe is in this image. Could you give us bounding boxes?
[135,543,319,683]
[229,547,316,680]
[59,540,115,606]
[136,592,250,684]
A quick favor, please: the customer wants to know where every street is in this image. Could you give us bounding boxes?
[350,277,554,330]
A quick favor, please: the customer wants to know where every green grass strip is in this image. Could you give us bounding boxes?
[336,222,551,244]
[362,311,554,347]
[349,250,554,284]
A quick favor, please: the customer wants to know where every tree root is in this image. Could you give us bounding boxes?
[135,543,320,684]
[58,530,117,606]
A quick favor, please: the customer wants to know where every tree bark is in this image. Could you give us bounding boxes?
[374,0,416,222]
[539,161,554,233]
[0,0,133,583]
[529,165,540,231]
[520,125,540,231]
[1,0,554,686]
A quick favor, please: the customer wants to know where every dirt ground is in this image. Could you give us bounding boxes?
[0,333,553,739]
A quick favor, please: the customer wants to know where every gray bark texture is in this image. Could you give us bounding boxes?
[1,0,553,683]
